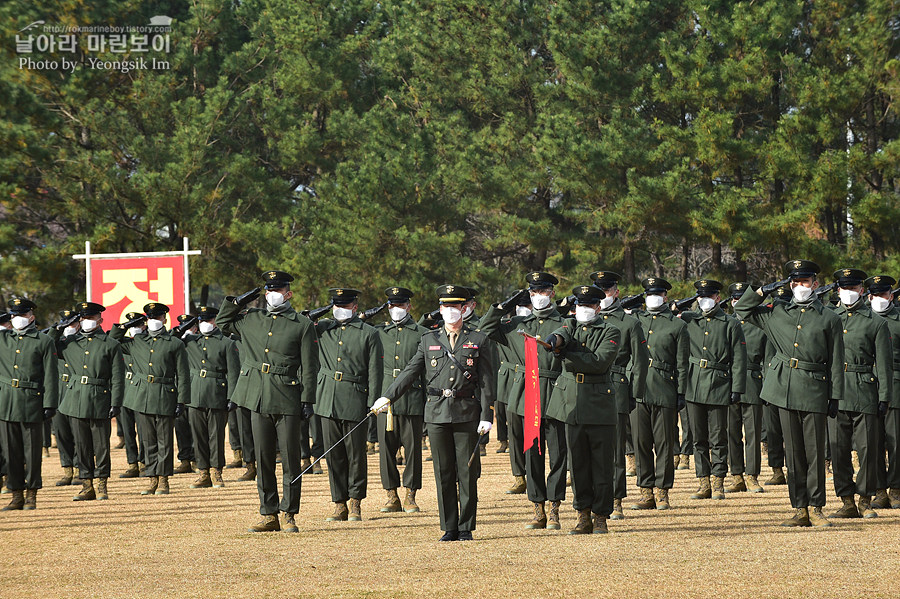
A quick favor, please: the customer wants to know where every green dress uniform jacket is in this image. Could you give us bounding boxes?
[633,307,689,409]
[597,303,649,412]
[218,303,318,415]
[545,316,621,426]
[50,329,125,419]
[0,327,59,423]
[734,289,845,412]
[181,330,240,410]
[374,315,427,416]
[314,316,383,421]
[384,327,495,424]
[110,328,190,416]
[879,306,900,409]
[680,307,747,405]
[832,301,893,414]
[739,318,774,406]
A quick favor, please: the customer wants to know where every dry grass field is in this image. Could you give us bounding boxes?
[2,428,899,599]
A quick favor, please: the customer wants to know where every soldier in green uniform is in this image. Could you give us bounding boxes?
[118,313,147,479]
[181,307,240,490]
[49,302,124,501]
[373,284,495,541]
[52,308,81,487]
[541,285,621,534]
[172,314,197,475]
[0,312,8,492]
[735,260,845,527]
[826,269,893,519]
[110,303,190,497]
[374,287,428,514]
[867,275,900,509]
[589,271,649,517]
[480,272,567,530]
[762,285,790,486]
[681,280,747,501]
[462,288,490,457]
[631,277,689,511]
[0,299,58,510]
[219,271,318,533]
[314,288,383,522]
[725,283,773,494]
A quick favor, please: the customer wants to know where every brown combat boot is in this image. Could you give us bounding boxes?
[625,454,636,477]
[690,476,712,499]
[830,496,861,518]
[871,489,890,509]
[381,488,402,513]
[139,461,146,474]
[677,455,691,470]
[155,476,170,495]
[311,460,324,474]
[780,507,811,527]
[858,496,877,519]
[396,448,404,466]
[505,475,526,494]
[547,501,561,530]
[237,462,257,481]
[366,442,377,455]
[23,489,36,510]
[745,475,764,493]
[190,469,212,489]
[403,488,420,513]
[114,436,126,450]
[569,509,593,535]
[479,444,487,457]
[2,490,24,511]
[496,440,509,453]
[140,476,159,496]
[300,457,311,472]
[325,502,349,522]
[211,468,225,488]
[630,487,656,510]
[226,449,243,469]
[248,514,280,532]
[173,460,193,474]
[725,474,746,493]
[281,512,299,533]
[592,513,608,534]
[348,498,362,521]
[889,488,900,509]
[655,488,670,510]
[610,498,624,520]
[55,466,74,487]
[808,506,833,527]
[825,459,832,474]
[673,454,681,469]
[119,463,140,479]
[73,479,96,501]
[711,475,726,500]
[96,478,108,500]
[765,467,786,485]
[525,502,547,529]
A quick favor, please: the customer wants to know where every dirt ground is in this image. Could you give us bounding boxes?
[2,428,899,599]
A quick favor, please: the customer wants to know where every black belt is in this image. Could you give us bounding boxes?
[131,373,175,385]
[610,365,627,375]
[245,360,295,376]
[65,374,109,387]
[427,387,474,399]
[772,353,826,373]
[747,364,763,372]
[320,369,364,384]
[385,368,403,378]
[509,363,560,380]
[564,372,611,384]
[689,356,730,372]
[191,368,226,379]
[0,375,40,390]
[648,358,675,374]
[844,363,873,373]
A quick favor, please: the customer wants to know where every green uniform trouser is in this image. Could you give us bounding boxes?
[429,421,480,532]
[72,417,111,479]
[632,403,675,489]
[252,412,302,515]
[301,413,323,460]
[495,401,508,442]
[508,413,526,477]
[567,423,614,516]
[53,411,77,469]
[687,402,728,478]
[137,413,175,477]
[877,408,900,490]
[174,409,194,462]
[829,411,880,497]
[780,408,827,508]
[728,403,762,476]
[614,412,629,499]
[237,407,255,464]
[378,412,423,491]
[764,403,785,468]
[321,416,368,503]
[0,419,43,490]
[525,417,567,503]
[227,409,241,452]
[677,405,693,455]
[188,407,228,470]
[120,407,144,466]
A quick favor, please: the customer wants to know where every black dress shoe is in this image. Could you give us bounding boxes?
[438,530,459,542]
[458,531,474,541]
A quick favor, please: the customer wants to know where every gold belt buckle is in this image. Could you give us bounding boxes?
[80,375,89,385]
[199,369,208,378]
[698,359,708,368]
[843,362,848,372]
[790,358,800,369]
[261,363,271,374]
[147,374,155,383]
[392,368,401,378]
[576,373,585,384]
[125,372,133,380]
[61,374,70,382]
[11,378,19,388]
[334,371,343,381]
[648,358,654,368]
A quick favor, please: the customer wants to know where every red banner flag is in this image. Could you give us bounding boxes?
[91,257,186,327]
[523,334,541,455]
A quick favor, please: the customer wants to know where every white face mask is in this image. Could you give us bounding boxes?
[792,284,814,303]
[698,297,717,312]
[870,296,891,313]
[599,295,615,310]
[333,306,354,321]
[147,318,165,332]
[199,321,215,334]
[441,306,462,324]
[575,305,597,323]
[63,325,79,337]
[81,319,99,332]
[128,327,143,337]
[462,305,473,319]
[530,294,551,310]
[645,295,665,310]
[388,307,408,322]
[266,291,286,309]
[839,289,860,306]
[11,315,31,330]
[515,306,532,317]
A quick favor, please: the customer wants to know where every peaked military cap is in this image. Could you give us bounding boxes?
[77,302,105,317]
[590,271,621,289]
[261,270,294,289]
[125,311,143,321]
[464,287,479,299]
[865,275,896,295]
[728,282,750,299]
[435,284,472,304]
[641,277,672,294]
[784,259,820,279]
[0,312,9,324]
[693,279,723,297]
[572,284,606,304]
[384,287,414,303]
[143,302,170,317]
[197,306,219,320]
[60,308,78,320]
[526,272,559,290]
[833,268,867,288]
[329,288,361,306]
[8,298,36,314]
[176,314,194,324]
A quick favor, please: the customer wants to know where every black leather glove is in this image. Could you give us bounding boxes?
[301,402,315,421]
[174,403,185,418]
[760,278,791,297]
[120,314,147,329]
[234,287,261,307]
[43,408,56,421]
[628,396,637,413]
[729,392,742,405]
[56,312,80,330]
[878,401,889,417]
[108,406,121,419]
[360,302,388,321]
[827,399,839,418]
[542,333,562,352]
[676,394,686,411]
[498,289,529,313]
[226,400,238,412]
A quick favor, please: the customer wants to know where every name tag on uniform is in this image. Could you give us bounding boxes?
[429,345,441,350]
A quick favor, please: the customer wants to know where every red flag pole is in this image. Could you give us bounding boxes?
[521,332,542,455]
